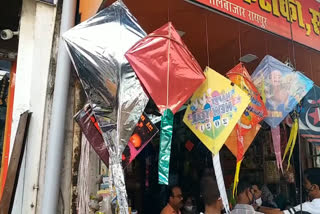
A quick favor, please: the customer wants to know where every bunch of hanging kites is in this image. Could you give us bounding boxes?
[63,1,316,213]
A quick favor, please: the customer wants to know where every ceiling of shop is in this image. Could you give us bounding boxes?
[0,0,22,57]
[103,0,320,85]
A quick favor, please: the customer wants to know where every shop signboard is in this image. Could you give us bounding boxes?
[188,0,320,51]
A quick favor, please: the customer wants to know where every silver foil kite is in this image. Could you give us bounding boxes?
[63,1,149,213]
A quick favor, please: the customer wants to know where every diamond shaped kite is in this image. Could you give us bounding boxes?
[125,22,205,185]
[251,55,313,171]
[226,63,267,194]
[63,1,149,212]
[183,67,250,155]
[299,85,320,144]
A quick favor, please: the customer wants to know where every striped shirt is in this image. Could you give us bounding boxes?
[230,204,263,214]
[283,199,320,214]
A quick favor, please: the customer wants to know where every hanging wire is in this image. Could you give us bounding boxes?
[238,24,242,61]
[167,0,170,22]
[264,34,269,55]
[286,2,302,212]
[205,14,210,67]
[289,15,297,70]
[297,103,303,213]
[166,0,171,109]
[309,54,315,82]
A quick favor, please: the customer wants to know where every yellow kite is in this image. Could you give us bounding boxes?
[183,67,250,155]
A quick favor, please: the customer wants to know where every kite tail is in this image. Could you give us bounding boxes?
[233,124,244,197]
[233,159,243,198]
[287,119,298,170]
[271,126,283,173]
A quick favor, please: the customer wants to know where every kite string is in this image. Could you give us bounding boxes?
[167,24,171,108]
[206,15,210,67]
[167,0,170,22]
[238,24,242,60]
[309,55,317,98]
[166,0,170,109]
[286,2,300,213]
[264,34,269,55]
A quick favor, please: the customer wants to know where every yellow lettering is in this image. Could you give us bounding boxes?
[259,0,272,12]
[243,0,257,4]
[306,23,311,36]
[279,0,290,21]
[290,0,305,28]
[309,8,320,35]
[271,0,280,17]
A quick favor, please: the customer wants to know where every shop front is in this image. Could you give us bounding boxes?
[72,0,320,213]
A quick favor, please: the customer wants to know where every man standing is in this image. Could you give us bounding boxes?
[265,168,320,214]
[231,179,263,214]
[199,176,224,214]
[161,186,184,214]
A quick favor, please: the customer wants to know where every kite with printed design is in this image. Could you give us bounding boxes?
[183,67,250,155]
[299,85,320,144]
[225,63,267,195]
[183,67,250,213]
[251,55,313,171]
[286,85,320,145]
[125,22,206,185]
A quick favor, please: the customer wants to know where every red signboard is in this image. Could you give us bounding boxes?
[189,0,320,51]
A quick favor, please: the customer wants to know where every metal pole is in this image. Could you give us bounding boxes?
[41,0,76,213]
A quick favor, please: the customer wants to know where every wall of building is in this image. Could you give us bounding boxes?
[9,0,105,212]
[10,0,57,213]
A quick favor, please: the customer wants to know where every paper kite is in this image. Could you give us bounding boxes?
[299,85,320,145]
[64,1,149,212]
[251,55,313,171]
[183,67,249,213]
[183,67,250,155]
[126,22,205,185]
[226,63,267,194]
[75,104,158,169]
[285,85,320,154]
[224,124,261,158]
[74,104,110,166]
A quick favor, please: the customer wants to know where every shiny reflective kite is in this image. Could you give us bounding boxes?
[126,22,205,185]
[63,1,149,212]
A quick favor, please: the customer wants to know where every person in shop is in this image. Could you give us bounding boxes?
[250,181,278,209]
[249,182,281,213]
[264,168,320,214]
[230,179,264,214]
[161,185,184,214]
[182,196,197,214]
[199,176,224,214]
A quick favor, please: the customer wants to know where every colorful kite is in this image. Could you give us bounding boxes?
[74,104,110,166]
[183,67,249,213]
[122,113,159,168]
[300,85,320,144]
[251,55,313,171]
[183,67,250,155]
[126,22,205,185]
[75,104,159,169]
[226,63,267,194]
[224,124,261,158]
[286,85,320,145]
[64,2,149,212]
